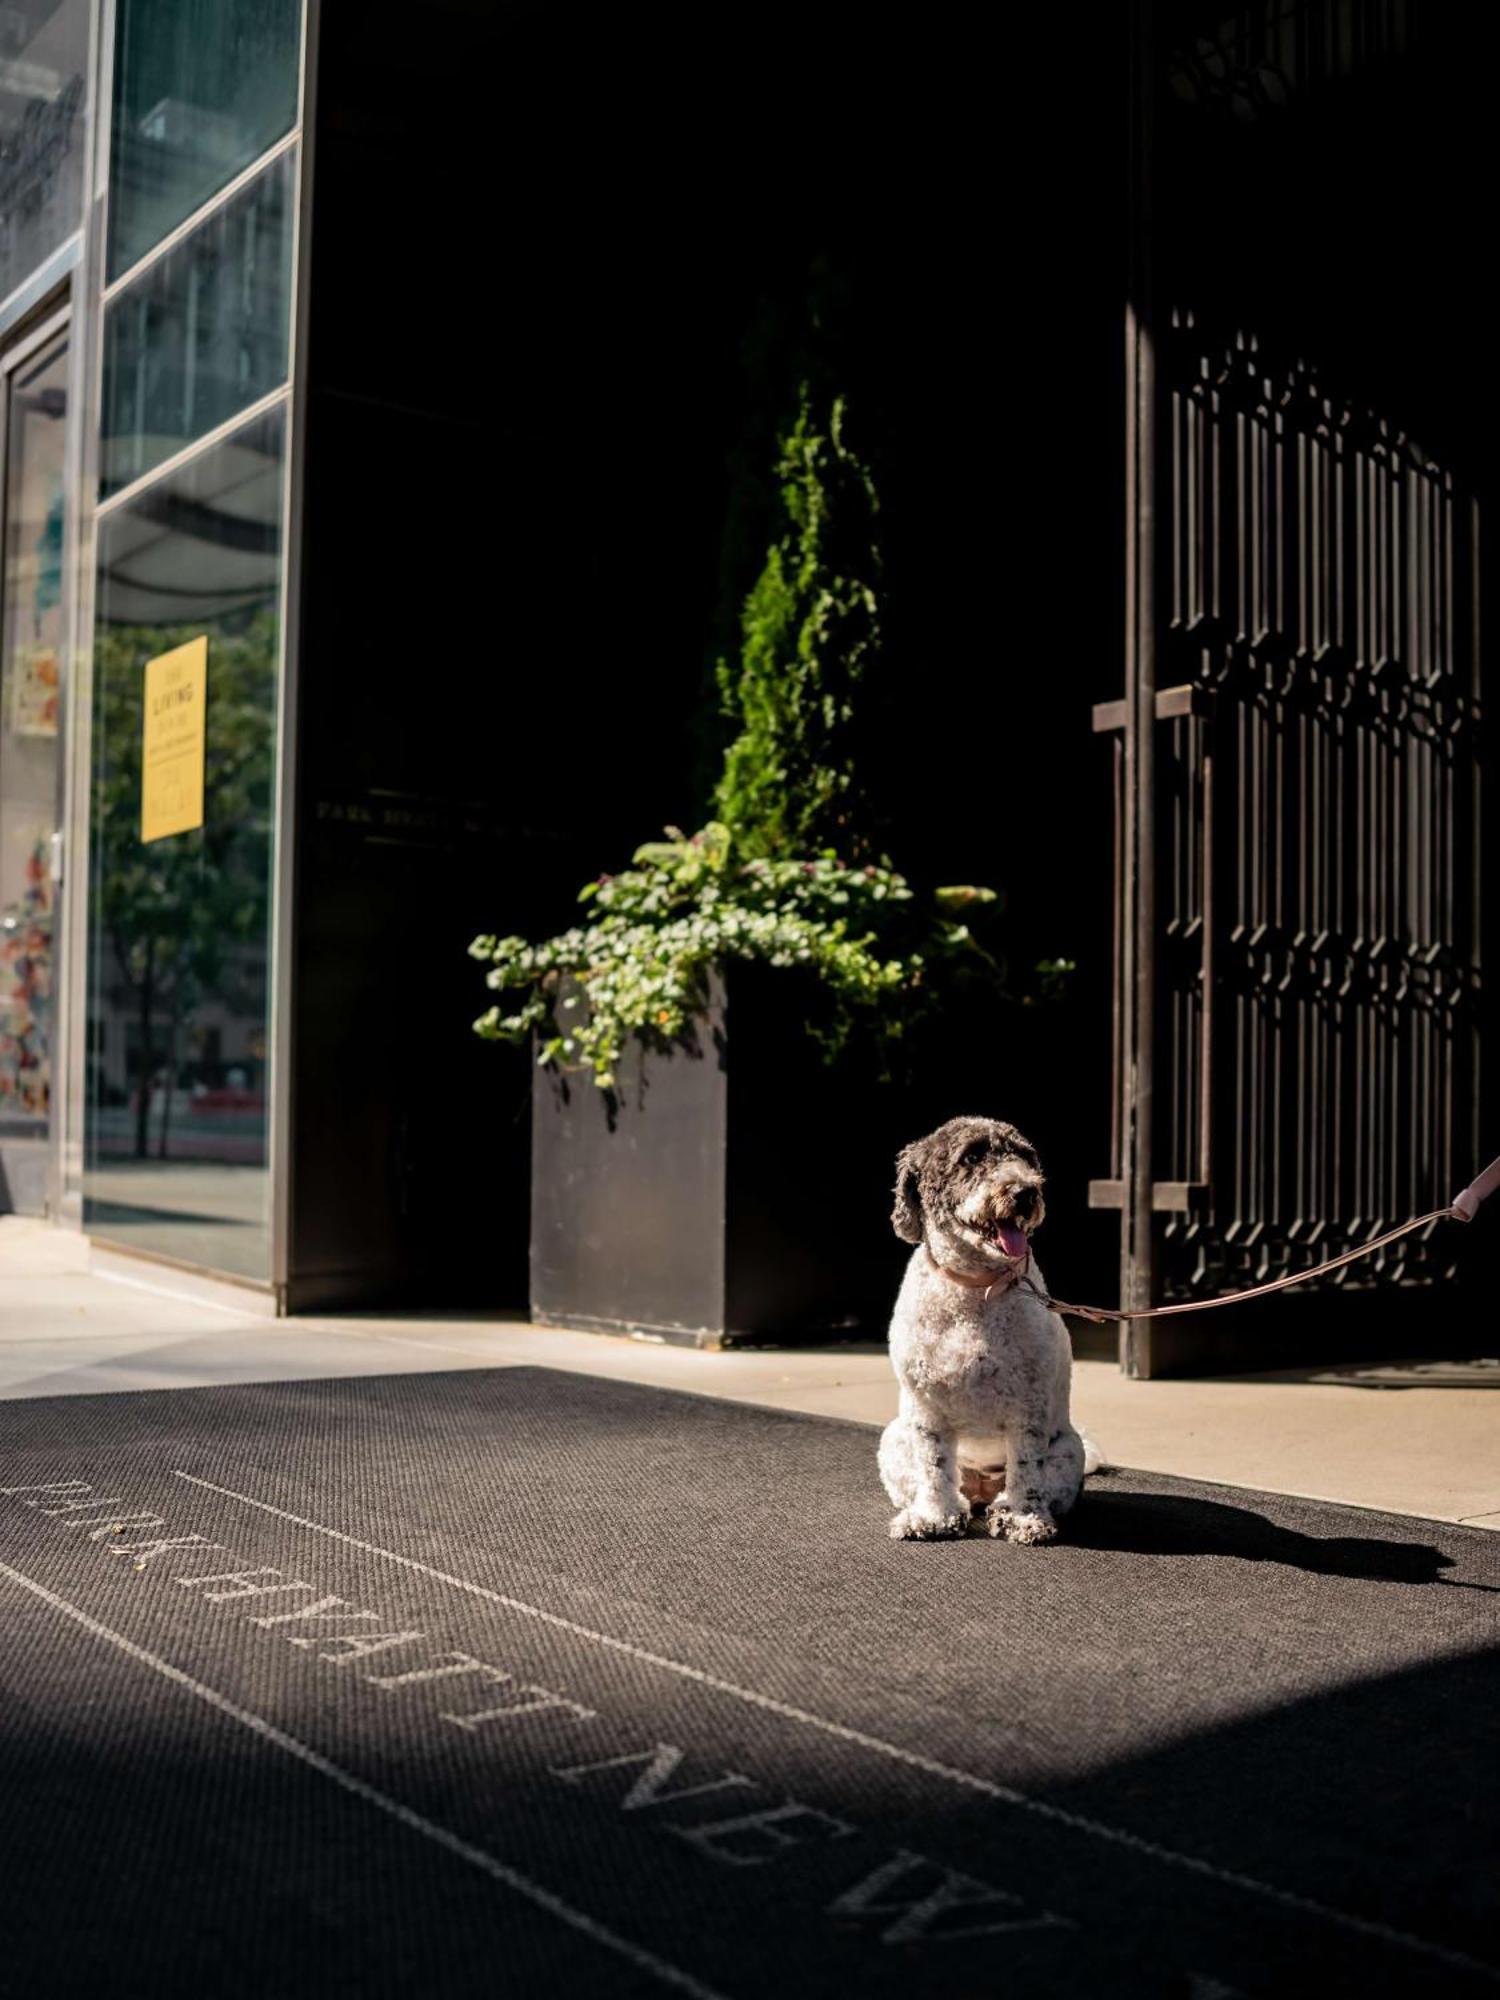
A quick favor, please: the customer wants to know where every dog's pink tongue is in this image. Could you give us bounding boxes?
[997,1222,1029,1261]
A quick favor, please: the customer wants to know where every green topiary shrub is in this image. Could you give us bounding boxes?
[712,386,882,860]
[470,384,1010,1090]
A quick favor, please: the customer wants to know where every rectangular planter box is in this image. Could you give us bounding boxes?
[530,965,912,1346]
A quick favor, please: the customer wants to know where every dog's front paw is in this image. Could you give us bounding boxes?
[990,1508,1059,1545]
[889,1506,968,1542]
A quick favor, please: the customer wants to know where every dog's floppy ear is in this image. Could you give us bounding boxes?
[891,1138,929,1244]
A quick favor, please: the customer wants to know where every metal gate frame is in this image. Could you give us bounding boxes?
[1094,0,1483,1377]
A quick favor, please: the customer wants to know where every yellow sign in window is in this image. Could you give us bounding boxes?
[141,636,207,844]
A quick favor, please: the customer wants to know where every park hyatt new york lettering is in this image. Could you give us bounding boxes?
[0,1474,1072,1950]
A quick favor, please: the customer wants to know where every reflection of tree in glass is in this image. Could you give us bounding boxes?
[92,612,275,1158]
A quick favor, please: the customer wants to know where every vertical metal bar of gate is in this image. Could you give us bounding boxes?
[1120,0,1157,1363]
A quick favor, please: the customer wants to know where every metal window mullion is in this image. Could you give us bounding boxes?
[269,0,321,1308]
[95,380,291,521]
[102,126,301,306]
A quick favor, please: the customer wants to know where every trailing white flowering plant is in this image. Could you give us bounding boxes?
[469,822,999,1092]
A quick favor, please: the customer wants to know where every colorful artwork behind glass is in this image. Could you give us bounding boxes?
[0,836,52,1120]
[0,335,67,1130]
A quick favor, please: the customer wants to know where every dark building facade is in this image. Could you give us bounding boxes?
[0,0,1489,1370]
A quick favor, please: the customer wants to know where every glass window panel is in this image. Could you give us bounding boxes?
[100,148,293,498]
[0,0,89,303]
[0,333,66,1152]
[108,0,301,281]
[86,404,284,1280]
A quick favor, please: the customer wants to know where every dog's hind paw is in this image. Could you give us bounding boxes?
[889,1506,968,1541]
[990,1508,1059,1545]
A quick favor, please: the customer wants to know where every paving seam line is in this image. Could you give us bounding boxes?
[86,1268,271,1319]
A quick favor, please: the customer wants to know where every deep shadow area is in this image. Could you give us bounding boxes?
[288,2,1124,1312]
[1101,1283,1500,1379]
[1070,1480,1470,1588]
[1300,1361,1500,1393]
[1040,1637,1500,1994]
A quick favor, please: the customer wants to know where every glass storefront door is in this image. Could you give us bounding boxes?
[84,405,284,1279]
[0,325,67,1212]
[80,0,305,1283]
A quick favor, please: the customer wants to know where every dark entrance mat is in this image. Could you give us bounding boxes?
[0,1367,1495,1999]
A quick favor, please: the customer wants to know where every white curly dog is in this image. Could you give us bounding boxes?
[879,1115,1102,1543]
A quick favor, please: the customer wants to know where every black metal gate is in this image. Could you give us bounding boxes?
[1094,0,1485,1374]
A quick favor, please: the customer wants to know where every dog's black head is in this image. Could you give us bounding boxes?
[892,1116,1045,1268]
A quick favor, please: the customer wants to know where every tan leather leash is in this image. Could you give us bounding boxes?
[1025,1154,1500,1326]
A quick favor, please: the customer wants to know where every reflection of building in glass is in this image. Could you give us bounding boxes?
[87,417,281,1274]
[0,325,67,1207]
[0,0,89,298]
[1,0,300,1268]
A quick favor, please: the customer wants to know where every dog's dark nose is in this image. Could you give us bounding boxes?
[1012,1185,1039,1221]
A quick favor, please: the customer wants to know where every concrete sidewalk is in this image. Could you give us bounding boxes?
[1,1216,1496,1527]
